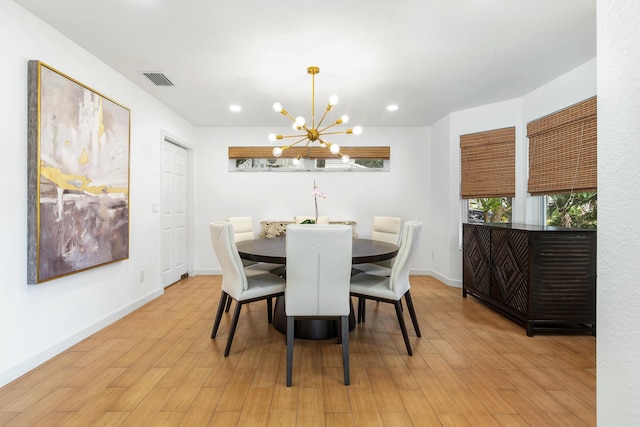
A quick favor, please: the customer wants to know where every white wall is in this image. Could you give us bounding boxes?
[0,0,196,386]
[430,114,460,285]
[429,59,597,285]
[597,1,640,424]
[191,126,432,276]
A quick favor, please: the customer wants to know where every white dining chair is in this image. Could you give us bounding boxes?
[227,216,284,273]
[353,216,403,324]
[285,224,353,386]
[227,216,256,242]
[209,221,286,357]
[355,216,403,276]
[226,216,285,312]
[294,215,330,224]
[350,220,422,356]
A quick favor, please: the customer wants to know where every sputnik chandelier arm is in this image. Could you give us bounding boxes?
[269,66,362,165]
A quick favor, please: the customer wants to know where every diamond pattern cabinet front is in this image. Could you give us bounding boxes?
[490,228,529,315]
[462,225,491,298]
[462,223,596,337]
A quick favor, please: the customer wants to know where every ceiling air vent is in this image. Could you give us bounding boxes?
[142,72,174,86]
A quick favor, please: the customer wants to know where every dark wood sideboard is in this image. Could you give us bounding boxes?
[462,223,596,336]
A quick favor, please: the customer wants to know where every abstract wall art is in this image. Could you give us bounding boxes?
[27,61,130,284]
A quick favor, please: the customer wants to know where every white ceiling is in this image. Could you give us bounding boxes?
[14,0,596,128]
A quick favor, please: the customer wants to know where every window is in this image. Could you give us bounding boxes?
[468,197,513,224]
[546,192,597,229]
[527,97,597,229]
[228,146,389,172]
[315,158,386,171]
[460,127,515,224]
[235,158,303,170]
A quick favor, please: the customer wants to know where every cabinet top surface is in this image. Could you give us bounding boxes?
[465,222,596,233]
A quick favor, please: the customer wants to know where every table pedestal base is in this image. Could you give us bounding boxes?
[272,296,356,340]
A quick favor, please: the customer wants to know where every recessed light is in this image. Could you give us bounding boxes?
[386,104,399,111]
[229,105,242,112]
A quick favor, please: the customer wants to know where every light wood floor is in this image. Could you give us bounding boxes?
[0,275,595,426]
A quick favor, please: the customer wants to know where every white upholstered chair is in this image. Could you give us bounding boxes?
[227,216,256,242]
[226,216,285,312]
[285,224,353,386]
[294,215,330,224]
[353,216,403,323]
[371,216,404,245]
[350,220,422,356]
[227,216,283,271]
[355,216,403,276]
[209,221,286,357]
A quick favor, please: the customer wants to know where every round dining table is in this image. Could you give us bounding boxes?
[236,237,399,266]
[235,237,399,339]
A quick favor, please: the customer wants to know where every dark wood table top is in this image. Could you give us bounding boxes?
[236,237,399,265]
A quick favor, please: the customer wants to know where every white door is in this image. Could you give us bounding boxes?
[162,140,188,287]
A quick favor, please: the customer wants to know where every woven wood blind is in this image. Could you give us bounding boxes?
[527,96,597,195]
[460,127,515,198]
[228,146,390,160]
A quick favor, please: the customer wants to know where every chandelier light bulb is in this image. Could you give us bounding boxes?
[292,157,301,166]
[272,146,283,157]
[353,126,363,136]
[330,144,340,154]
[268,133,277,142]
[295,116,306,127]
[319,141,327,148]
[341,114,349,124]
[272,102,283,113]
[341,155,350,163]
[329,94,339,106]
[291,122,300,130]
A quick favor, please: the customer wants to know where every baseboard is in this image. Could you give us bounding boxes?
[427,270,462,288]
[0,288,164,388]
[409,269,462,288]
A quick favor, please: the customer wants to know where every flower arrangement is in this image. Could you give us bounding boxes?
[303,180,326,224]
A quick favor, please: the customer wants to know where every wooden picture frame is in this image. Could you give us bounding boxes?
[27,61,131,284]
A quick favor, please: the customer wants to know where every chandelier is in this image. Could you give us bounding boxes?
[269,66,362,165]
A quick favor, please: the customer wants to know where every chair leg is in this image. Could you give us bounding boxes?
[341,315,350,385]
[357,297,366,324]
[224,301,243,357]
[362,298,366,323]
[349,298,356,328]
[224,296,232,313]
[404,291,421,337]
[211,291,228,338]
[267,298,273,324]
[394,300,413,356]
[286,316,294,387]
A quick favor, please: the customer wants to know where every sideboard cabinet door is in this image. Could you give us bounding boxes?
[529,231,597,331]
[490,228,529,316]
[462,224,490,298]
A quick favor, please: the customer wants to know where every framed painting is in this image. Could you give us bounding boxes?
[27,61,130,284]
